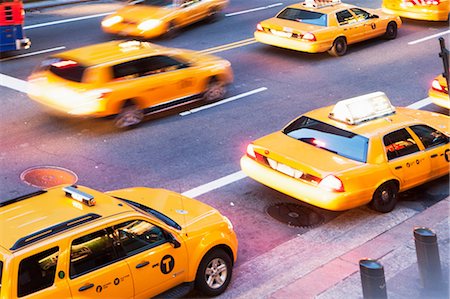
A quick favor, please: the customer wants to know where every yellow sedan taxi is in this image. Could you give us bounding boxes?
[382,0,449,21]
[254,0,402,56]
[429,74,449,109]
[241,92,449,213]
[27,40,233,128]
[101,0,228,39]
[0,184,238,298]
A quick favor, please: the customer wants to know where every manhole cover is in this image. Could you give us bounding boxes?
[20,166,78,189]
[266,202,325,228]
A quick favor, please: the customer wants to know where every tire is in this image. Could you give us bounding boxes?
[369,182,398,213]
[328,37,347,57]
[384,22,397,40]
[207,7,223,23]
[165,21,178,39]
[114,102,144,129]
[203,77,226,102]
[195,248,233,297]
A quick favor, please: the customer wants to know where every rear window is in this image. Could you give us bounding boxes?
[277,8,327,26]
[37,57,87,83]
[283,116,369,163]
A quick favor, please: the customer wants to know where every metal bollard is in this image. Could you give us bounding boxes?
[359,258,387,299]
[414,227,443,290]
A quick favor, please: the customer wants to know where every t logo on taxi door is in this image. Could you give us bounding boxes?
[160,255,175,274]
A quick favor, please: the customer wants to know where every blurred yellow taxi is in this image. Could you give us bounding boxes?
[254,0,402,56]
[240,92,450,212]
[382,0,449,21]
[429,74,449,108]
[101,0,228,39]
[28,40,233,128]
[0,184,237,298]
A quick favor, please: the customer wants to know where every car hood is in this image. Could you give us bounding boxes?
[115,5,175,21]
[252,131,363,177]
[106,187,224,231]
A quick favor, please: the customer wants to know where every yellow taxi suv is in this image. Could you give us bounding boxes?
[0,184,238,298]
[254,0,402,56]
[429,74,449,109]
[101,0,229,39]
[240,92,450,213]
[382,0,449,21]
[27,40,233,128]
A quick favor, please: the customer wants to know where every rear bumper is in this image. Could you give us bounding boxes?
[254,31,331,53]
[16,38,31,50]
[428,90,450,109]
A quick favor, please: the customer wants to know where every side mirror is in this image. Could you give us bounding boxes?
[370,14,379,19]
[167,233,181,248]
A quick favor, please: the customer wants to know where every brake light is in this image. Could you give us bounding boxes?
[52,60,78,68]
[404,0,440,5]
[256,23,263,31]
[246,144,256,159]
[302,32,316,41]
[431,79,444,91]
[319,175,344,192]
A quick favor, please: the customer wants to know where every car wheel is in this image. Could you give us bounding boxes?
[195,248,232,297]
[165,21,178,39]
[203,77,226,102]
[328,37,347,57]
[207,7,222,23]
[114,102,144,129]
[384,22,397,40]
[370,182,398,213]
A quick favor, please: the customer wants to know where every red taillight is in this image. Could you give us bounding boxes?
[246,144,256,159]
[256,23,263,31]
[302,32,316,41]
[431,79,444,91]
[405,0,440,5]
[318,175,344,192]
[51,60,78,68]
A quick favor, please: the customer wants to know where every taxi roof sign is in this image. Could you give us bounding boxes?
[329,92,395,125]
[63,186,96,206]
[303,0,341,8]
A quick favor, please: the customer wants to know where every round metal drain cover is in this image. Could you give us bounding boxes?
[20,166,78,189]
[266,203,325,228]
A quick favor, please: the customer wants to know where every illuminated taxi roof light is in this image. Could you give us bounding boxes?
[303,0,341,8]
[63,186,96,207]
[329,92,395,125]
[52,60,77,68]
[118,40,151,52]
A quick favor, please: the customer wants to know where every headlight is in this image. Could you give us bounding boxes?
[102,15,123,27]
[137,19,162,31]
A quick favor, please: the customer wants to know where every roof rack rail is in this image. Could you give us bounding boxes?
[303,0,341,8]
[0,190,47,208]
[10,213,101,250]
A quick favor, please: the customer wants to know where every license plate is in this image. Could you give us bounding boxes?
[267,158,301,178]
[271,29,292,38]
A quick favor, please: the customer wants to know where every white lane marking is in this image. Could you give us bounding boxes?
[0,46,65,62]
[180,87,267,116]
[0,74,29,93]
[225,3,283,17]
[24,12,112,29]
[180,98,435,197]
[181,171,247,198]
[408,30,450,45]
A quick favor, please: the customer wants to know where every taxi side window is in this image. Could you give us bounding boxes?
[113,220,167,256]
[410,125,449,149]
[349,8,370,21]
[69,229,119,278]
[336,10,354,25]
[383,129,420,160]
[17,247,59,297]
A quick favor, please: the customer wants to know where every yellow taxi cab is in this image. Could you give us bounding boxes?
[240,92,449,213]
[254,0,402,56]
[27,40,233,128]
[429,74,449,108]
[101,0,229,39]
[0,184,238,298]
[382,0,449,21]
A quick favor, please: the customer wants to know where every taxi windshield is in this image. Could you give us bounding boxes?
[283,116,369,162]
[277,8,327,26]
[130,0,174,6]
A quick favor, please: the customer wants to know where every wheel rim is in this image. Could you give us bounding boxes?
[388,25,395,36]
[336,40,346,54]
[204,82,225,101]
[115,107,143,128]
[204,258,228,289]
[381,188,391,203]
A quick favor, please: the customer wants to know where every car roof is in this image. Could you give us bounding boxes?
[286,1,356,14]
[0,185,135,252]
[54,40,171,67]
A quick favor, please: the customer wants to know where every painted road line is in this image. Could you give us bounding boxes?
[225,3,283,17]
[179,87,267,116]
[0,74,29,93]
[408,29,450,45]
[181,171,248,198]
[24,12,112,29]
[205,39,258,54]
[199,38,256,54]
[0,46,65,62]
[180,98,435,197]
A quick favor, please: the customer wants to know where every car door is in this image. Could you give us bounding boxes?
[335,10,360,44]
[383,128,431,190]
[67,228,134,299]
[349,8,382,41]
[409,124,450,180]
[112,219,188,298]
